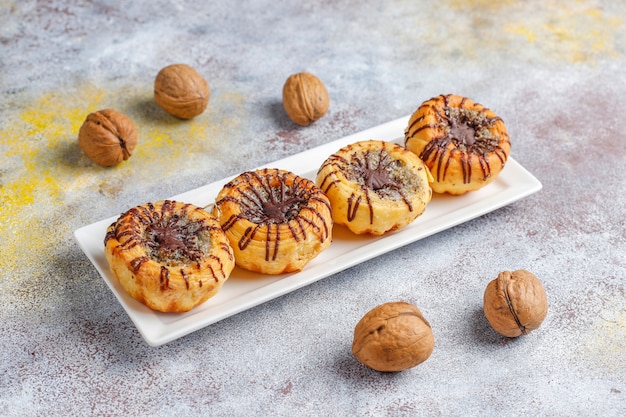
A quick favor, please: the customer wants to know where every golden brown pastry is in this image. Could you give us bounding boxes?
[104,200,235,313]
[316,140,432,236]
[213,168,333,275]
[404,94,511,195]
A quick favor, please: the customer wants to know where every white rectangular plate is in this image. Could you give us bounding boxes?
[75,116,542,346]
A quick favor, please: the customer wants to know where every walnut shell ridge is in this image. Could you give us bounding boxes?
[154,63,210,119]
[352,301,434,372]
[282,72,329,126]
[483,270,548,337]
[78,108,137,167]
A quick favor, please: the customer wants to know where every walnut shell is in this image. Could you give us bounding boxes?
[78,109,137,167]
[352,301,434,372]
[483,270,548,337]
[154,64,210,119]
[282,72,329,126]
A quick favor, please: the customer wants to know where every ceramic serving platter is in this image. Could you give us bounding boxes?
[74,116,542,346]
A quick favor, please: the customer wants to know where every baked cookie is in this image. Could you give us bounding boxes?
[404,94,511,195]
[316,140,432,236]
[213,168,332,275]
[104,200,235,313]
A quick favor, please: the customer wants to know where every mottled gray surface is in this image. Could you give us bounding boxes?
[1,1,624,416]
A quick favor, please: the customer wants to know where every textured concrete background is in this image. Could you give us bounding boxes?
[1,1,625,416]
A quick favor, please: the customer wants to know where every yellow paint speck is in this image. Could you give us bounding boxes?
[0,82,242,275]
[419,0,624,63]
[506,23,537,43]
[580,297,626,371]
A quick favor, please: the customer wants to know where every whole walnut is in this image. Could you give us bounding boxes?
[154,64,210,119]
[282,72,329,126]
[78,109,137,167]
[483,270,548,337]
[352,301,434,372]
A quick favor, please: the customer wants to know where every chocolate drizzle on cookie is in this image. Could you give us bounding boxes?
[217,169,331,262]
[405,94,510,184]
[362,153,395,191]
[449,116,476,147]
[143,201,212,264]
[318,143,414,225]
[105,200,228,290]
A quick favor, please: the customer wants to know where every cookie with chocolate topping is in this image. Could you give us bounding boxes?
[104,200,235,313]
[316,140,433,236]
[213,168,333,275]
[404,94,511,195]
